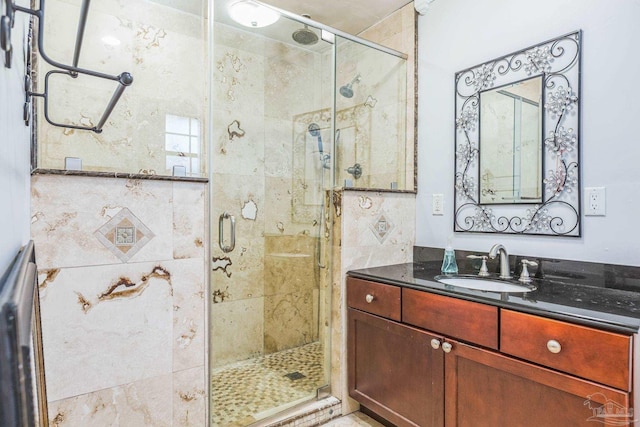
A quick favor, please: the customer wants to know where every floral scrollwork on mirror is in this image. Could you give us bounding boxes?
[454,31,581,236]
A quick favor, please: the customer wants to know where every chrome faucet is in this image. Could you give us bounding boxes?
[489,244,512,279]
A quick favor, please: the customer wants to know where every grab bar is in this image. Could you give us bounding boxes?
[30,69,133,133]
[218,212,236,253]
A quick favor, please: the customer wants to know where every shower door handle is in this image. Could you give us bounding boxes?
[218,212,236,253]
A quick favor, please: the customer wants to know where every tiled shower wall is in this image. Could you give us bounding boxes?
[31,174,206,426]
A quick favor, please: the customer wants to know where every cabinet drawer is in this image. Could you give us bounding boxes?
[347,277,401,321]
[402,289,498,349]
[500,310,632,391]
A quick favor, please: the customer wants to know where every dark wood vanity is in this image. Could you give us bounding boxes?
[347,276,635,427]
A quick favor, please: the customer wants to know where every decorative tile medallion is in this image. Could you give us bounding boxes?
[95,208,155,262]
[370,211,395,244]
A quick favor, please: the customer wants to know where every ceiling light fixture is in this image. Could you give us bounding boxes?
[228,0,280,28]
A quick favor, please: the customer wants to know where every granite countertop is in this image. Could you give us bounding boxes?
[348,261,640,334]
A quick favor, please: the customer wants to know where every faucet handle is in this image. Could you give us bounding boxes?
[467,255,490,277]
[519,259,538,283]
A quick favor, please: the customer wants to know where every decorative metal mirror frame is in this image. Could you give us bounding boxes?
[454,30,581,236]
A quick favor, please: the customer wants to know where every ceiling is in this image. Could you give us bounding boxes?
[150,0,414,36]
[256,0,414,35]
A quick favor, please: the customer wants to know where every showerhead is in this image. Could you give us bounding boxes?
[292,26,319,45]
[339,84,354,98]
[292,15,319,45]
[339,74,361,99]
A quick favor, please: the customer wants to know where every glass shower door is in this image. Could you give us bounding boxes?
[209,6,333,426]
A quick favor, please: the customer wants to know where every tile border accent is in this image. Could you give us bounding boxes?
[32,168,209,183]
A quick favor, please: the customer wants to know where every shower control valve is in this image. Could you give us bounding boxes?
[346,163,362,180]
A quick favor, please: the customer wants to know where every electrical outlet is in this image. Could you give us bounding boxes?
[432,194,444,215]
[585,187,606,216]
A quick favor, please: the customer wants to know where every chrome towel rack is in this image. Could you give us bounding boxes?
[1,0,133,133]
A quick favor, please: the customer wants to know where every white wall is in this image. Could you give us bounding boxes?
[416,0,640,265]
[0,6,31,277]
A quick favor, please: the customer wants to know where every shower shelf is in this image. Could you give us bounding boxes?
[267,253,311,259]
[1,0,133,133]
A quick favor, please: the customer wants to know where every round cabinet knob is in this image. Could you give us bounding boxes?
[547,339,562,354]
[430,339,441,350]
[365,294,374,303]
[442,342,453,353]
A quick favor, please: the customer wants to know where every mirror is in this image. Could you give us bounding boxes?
[479,76,542,204]
[454,31,581,236]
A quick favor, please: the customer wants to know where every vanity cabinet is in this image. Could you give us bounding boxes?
[347,278,444,426]
[347,277,634,427]
[444,338,630,427]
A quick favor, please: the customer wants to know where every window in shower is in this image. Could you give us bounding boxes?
[165,114,202,176]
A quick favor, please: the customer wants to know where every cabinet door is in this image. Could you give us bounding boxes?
[445,340,632,427]
[348,308,445,427]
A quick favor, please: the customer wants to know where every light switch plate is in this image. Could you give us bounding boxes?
[432,194,444,215]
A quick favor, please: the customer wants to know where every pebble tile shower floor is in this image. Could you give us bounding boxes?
[211,342,325,426]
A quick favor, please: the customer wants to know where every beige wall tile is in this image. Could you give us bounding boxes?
[209,297,264,367]
[264,289,316,353]
[173,258,206,372]
[47,373,173,427]
[173,367,207,426]
[31,175,173,268]
[173,182,206,260]
[264,234,316,296]
[39,260,174,402]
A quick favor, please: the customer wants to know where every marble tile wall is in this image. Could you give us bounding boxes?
[31,174,206,426]
[37,0,207,176]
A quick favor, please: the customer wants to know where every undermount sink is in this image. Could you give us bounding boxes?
[434,275,536,293]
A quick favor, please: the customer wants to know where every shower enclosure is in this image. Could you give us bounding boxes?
[209,2,407,425]
[210,7,333,426]
[24,0,407,423]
